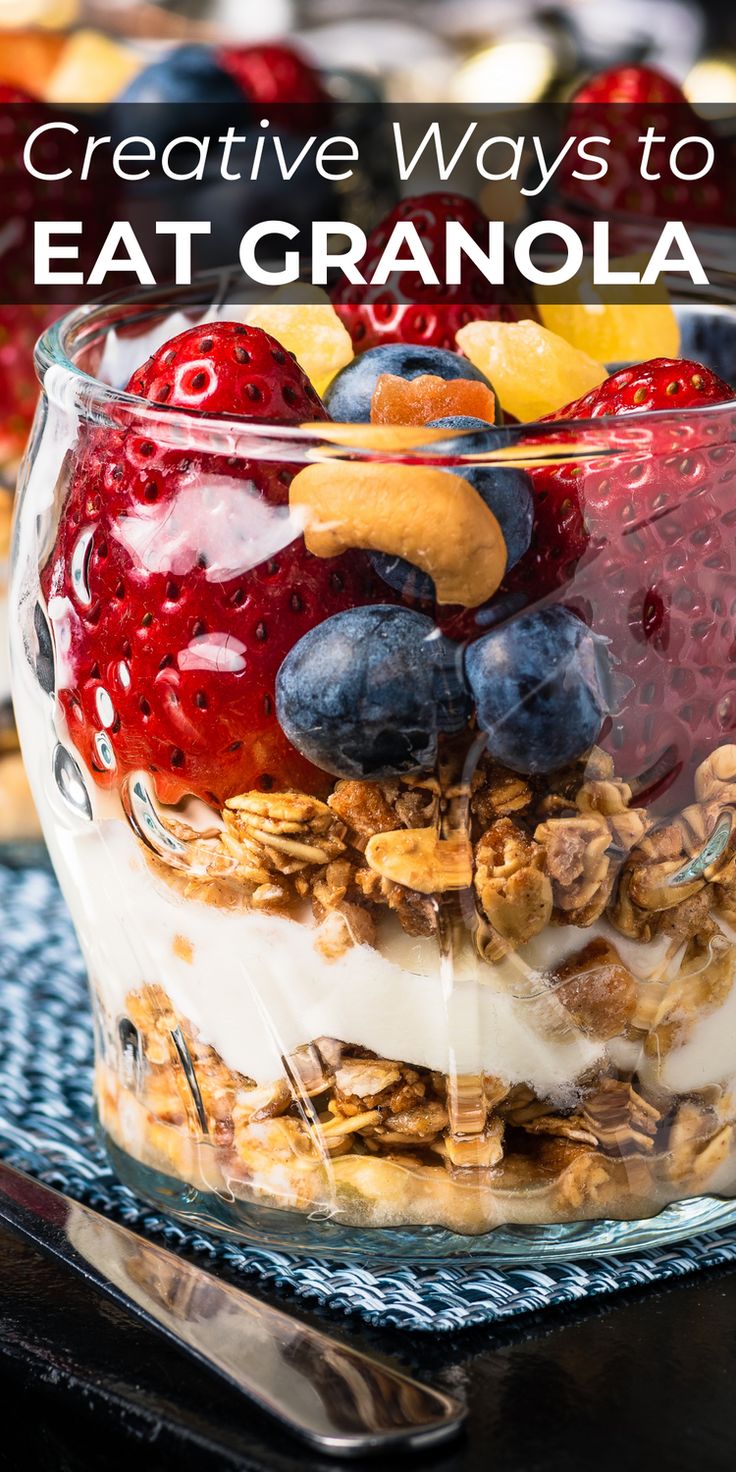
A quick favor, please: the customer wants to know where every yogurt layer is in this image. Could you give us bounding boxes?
[32,799,710,1099]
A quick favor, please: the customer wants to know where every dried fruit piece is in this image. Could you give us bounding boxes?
[538,298,679,367]
[457,319,606,422]
[365,827,473,894]
[550,940,638,1040]
[245,291,353,397]
[289,461,507,606]
[44,29,141,103]
[370,373,497,426]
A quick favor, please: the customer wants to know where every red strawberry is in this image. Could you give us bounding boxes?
[216,42,329,108]
[546,358,735,423]
[0,84,35,103]
[332,192,533,352]
[538,359,736,804]
[128,318,326,424]
[0,305,57,470]
[41,323,391,806]
[573,64,686,106]
[563,66,733,226]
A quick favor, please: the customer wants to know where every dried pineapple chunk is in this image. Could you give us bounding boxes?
[44,29,141,103]
[246,288,353,398]
[456,319,606,422]
[537,254,680,365]
[538,301,679,366]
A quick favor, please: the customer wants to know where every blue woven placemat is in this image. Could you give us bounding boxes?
[2,862,736,1333]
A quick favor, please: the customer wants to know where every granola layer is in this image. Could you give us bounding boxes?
[96,983,736,1234]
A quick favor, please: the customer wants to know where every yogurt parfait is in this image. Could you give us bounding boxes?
[11,240,736,1255]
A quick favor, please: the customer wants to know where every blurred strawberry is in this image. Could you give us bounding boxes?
[0,305,57,471]
[217,41,329,107]
[541,359,736,803]
[562,64,734,226]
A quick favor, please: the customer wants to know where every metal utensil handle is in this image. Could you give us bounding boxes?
[0,1160,464,1456]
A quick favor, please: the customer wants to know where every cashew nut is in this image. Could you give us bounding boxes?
[365,826,473,894]
[289,461,507,607]
[301,421,452,451]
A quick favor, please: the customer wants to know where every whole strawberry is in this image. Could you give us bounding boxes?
[540,358,736,803]
[573,64,686,105]
[41,321,390,806]
[564,64,733,226]
[127,318,325,431]
[332,192,532,352]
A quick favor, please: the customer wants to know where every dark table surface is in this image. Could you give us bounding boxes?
[2,1224,736,1472]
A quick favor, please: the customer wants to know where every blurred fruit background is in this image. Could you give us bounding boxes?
[0,0,735,108]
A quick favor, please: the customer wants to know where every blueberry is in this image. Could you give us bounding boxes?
[371,417,533,602]
[276,606,470,779]
[119,45,245,104]
[323,345,494,423]
[464,607,613,775]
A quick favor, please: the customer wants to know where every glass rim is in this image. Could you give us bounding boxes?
[33,277,736,467]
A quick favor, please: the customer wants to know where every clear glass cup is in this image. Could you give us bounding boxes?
[11,286,736,1261]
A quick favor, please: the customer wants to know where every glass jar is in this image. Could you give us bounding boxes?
[11,287,736,1260]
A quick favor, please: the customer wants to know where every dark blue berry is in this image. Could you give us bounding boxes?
[119,45,245,104]
[371,417,533,603]
[276,606,470,779]
[464,607,613,774]
[323,345,494,423]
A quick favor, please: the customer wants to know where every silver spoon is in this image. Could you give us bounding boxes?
[0,1160,465,1457]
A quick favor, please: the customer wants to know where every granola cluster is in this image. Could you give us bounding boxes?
[147,743,736,976]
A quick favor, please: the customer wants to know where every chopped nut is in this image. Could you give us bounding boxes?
[664,1100,735,1185]
[643,934,734,1057]
[235,1078,292,1122]
[581,1079,660,1154]
[232,1115,319,1174]
[286,1044,334,1099]
[354,864,438,935]
[335,1058,402,1101]
[372,1100,449,1143]
[443,1118,505,1169]
[551,1141,611,1210]
[334,1057,427,1118]
[550,940,638,1040]
[606,813,723,944]
[694,745,736,804]
[328,780,403,842]
[536,813,613,922]
[535,771,647,925]
[365,826,472,894]
[471,762,533,827]
[576,777,634,818]
[314,905,376,960]
[474,817,552,958]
